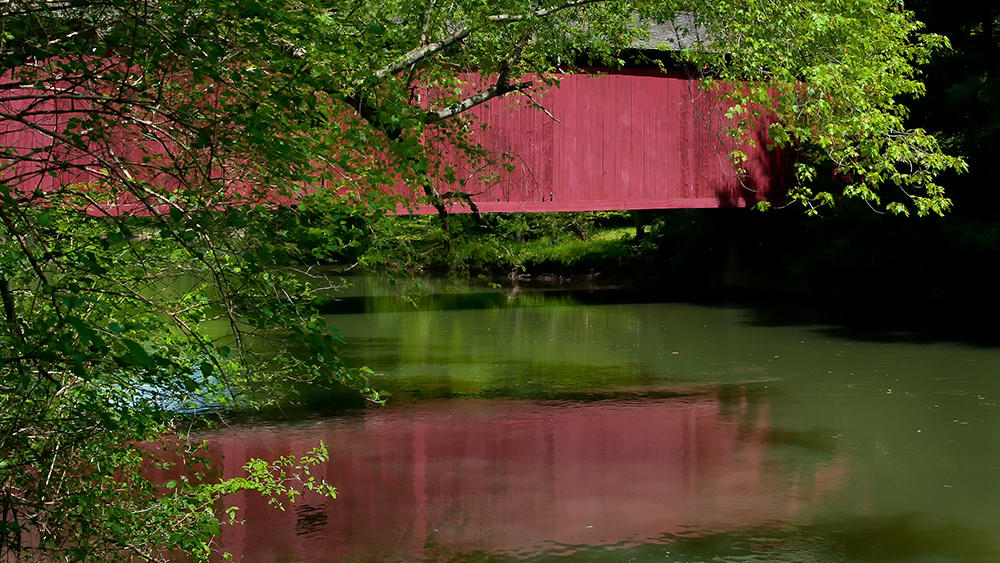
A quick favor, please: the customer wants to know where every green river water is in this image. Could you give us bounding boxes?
[203,277,1000,562]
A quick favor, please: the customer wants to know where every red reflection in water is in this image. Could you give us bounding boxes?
[189,396,843,561]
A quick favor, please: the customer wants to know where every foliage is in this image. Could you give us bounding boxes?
[0,0,965,559]
[0,200,379,560]
[362,212,632,275]
[904,1,999,216]
[2,435,336,561]
[673,0,966,216]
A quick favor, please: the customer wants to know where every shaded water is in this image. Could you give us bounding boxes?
[202,278,1000,561]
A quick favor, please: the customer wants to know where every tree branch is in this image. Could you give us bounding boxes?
[375,27,473,79]
[375,0,608,79]
[486,0,607,23]
[0,276,24,345]
[423,78,533,124]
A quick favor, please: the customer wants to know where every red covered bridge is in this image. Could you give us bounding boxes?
[401,68,785,214]
[1,67,784,213]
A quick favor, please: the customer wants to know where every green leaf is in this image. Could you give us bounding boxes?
[122,339,155,369]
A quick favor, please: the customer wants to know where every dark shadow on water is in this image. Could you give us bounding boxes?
[494,513,1000,562]
[758,513,999,563]
[318,286,659,315]
[762,427,839,453]
[813,513,1000,562]
[294,504,328,539]
[326,278,1000,348]
[740,297,1000,349]
[293,382,716,414]
[473,388,704,403]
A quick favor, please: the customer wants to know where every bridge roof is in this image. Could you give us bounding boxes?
[632,15,710,51]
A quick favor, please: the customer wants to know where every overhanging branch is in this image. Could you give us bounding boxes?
[376,27,473,79]
[423,78,533,124]
[375,0,608,79]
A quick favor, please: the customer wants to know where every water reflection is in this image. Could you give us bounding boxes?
[171,278,1000,561]
[202,391,846,562]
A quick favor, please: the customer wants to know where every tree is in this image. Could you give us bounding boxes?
[906,0,998,215]
[0,0,962,559]
[684,0,966,216]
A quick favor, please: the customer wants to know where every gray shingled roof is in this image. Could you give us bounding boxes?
[632,14,709,51]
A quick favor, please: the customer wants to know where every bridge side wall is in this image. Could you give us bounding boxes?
[1,67,783,214]
[402,69,784,214]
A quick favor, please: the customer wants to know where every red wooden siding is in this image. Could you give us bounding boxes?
[403,69,784,214]
[1,68,784,214]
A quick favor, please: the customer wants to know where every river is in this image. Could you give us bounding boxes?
[194,277,1000,561]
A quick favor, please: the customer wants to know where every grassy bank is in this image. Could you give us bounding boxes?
[360,212,639,278]
[353,207,1000,309]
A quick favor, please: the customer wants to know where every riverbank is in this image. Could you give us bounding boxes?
[361,208,996,293]
[349,207,1000,336]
